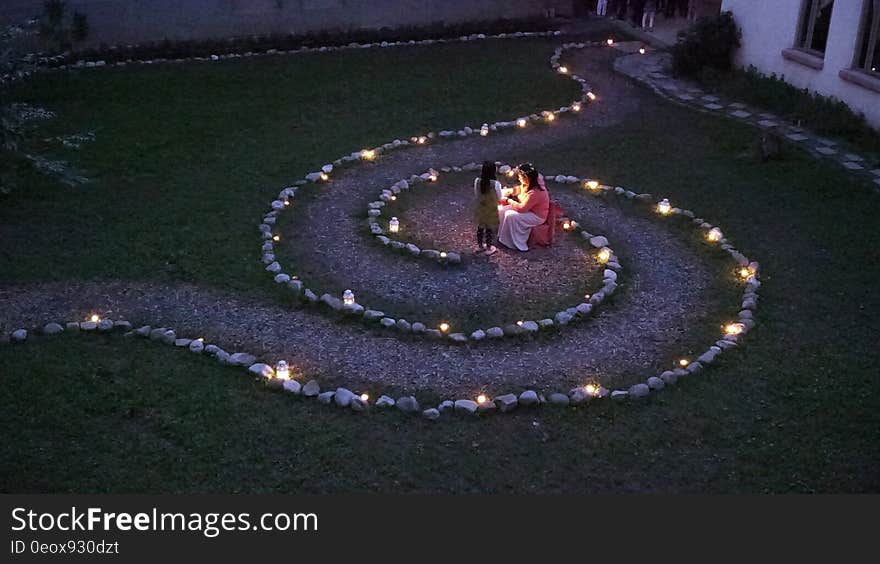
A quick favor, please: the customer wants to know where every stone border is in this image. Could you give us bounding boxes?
[613,49,880,191]
[269,160,620,342]
[5,35,763,419]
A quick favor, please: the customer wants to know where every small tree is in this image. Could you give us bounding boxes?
[672,11,741,77]
[39,0,89,53]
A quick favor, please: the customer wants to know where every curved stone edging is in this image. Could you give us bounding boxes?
[614,50,880,192]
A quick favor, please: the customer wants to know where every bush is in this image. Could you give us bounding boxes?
[672,11,741,77]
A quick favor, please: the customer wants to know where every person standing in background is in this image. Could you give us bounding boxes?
[642,0,657,30]
[597,0,609,16]
[630,0,645,27]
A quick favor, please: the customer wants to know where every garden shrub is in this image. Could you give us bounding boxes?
[672,11,741,77]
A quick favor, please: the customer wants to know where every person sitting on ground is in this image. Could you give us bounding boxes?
[497,163,550,252]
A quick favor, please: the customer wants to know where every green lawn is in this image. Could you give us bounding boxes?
[1,24,878,493]
[1,37,580,290]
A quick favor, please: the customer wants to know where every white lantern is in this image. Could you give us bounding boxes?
[571,102,581,112]
[389,217,400,233]
[656,198,672,215]
[89,314,100,323]
[343,289,355,306]
[558,65,568,74]
[417,136,427,144]
[439,322,450,333]
[587,92,597,101]
[639,46,646,55]
[319,172,329,181]
[707,227,723,242]
[585,180,600,191]
[274,360,290,380]
[480,123,489,136]
[476,394,488,404]
[545,112,556,122]
[606,38,614,46]
[597,247,611,263]
[517,118,527,128]
[439,251,447,259]
[361,149,376,161]
[724,323,744,336]
[584,383,598,396]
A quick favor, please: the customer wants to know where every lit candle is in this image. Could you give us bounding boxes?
[584,383,598,396]
[439,251,447,259]
[724,323,744,336]
[360,393,369,402]
[389,217,400,233]
[439,322,450,333]
[417,136,427,144]
[571,102,581,112]
[639,46,646,55]
[343,289,355,306]
[506,169,516,177]
[89,314,100,323]
[738,267,753,280]
[390,195,397,201]
[476,394,488,404]
[273,234,280,242]
[706,227,723,242]
[480,123,489,136]
[516,320,524,326]
[587,92,597,101]
[606,38,614,46]
[678,358,689,367]
[274,360,290,380]
[361,149,376,161]
[319,172,329,181]
[284,200,290,206]
[545,112,556,122]
[597,248,611,263]
[562,220,572,230]
[656,198,672,215]
[429,173,438,182]
[517,118,527,128]
[585,180,600,191]
[558,65,568,74]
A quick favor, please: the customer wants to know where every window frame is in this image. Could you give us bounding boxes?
[854,0,880,75]
[797,0,835,57]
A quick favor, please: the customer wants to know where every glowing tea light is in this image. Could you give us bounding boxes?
[724,322,745,336]
[429,173,438,182]
[274,360,290,380]
[706,227,723,242]
[417,136,427,144]
[545,112,556,122]
[319,172,329,182]
[678,358,690,367]
[587,92,597,101]
[584,294,590,300]
[440,251,447,259]
[558,65,568,74]
[585,180,600,191]
[597,248,611,263]
[343,289,355,306]
[738,267,754,280]
[476,394,488,405]
[517,118,527,128]
[639,46,646,55]
[506,169,516,177]
[656,198,672,215]
[584,383,598,396]
[360,149,376,161]
[606,38,615,46]
[516,320,524,326]
[389,217,400,233]
[571,102,582,112]
[439,322,450,333]
[284,200,290,206]
[88,314,100,323]
[562,220,572,230]
[272,234,280,242]
[196,337,204,342]
[480,123,489,136]
[390,195,397,201]
[360,393,369,402]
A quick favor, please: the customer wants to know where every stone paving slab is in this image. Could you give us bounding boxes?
[815,146,837,155]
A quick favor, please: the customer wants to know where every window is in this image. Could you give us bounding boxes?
[856,0,880,74]
[798,0,835,55]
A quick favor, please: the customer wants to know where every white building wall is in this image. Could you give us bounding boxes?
[721,0,880,129]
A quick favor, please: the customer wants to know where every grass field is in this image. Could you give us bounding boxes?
[1,23,878,493]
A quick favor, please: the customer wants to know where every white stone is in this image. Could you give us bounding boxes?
[189,340,204,353]
[97,319,114,332]
[486,326,504,339]
[334,388,356,407]
[363,310,384,321]
[589,236,608,248]
[519,390,540,406]
[380,317,396,328]
[548,392,570,406]
[282,380,301,394]
[266,262,281,273]
[43,323,64,335]
[454,399,478,414]
[554,311,574,325]
[396,396,420,413]
[422,408,440,420]
[174,338,191,347]
[274,273,290,284]
[317,391,335,404]
[647,377,665,390]
[494,394,518,412]
[248,363,273,378]
[376,395,395,408]
[303,380,320,396]
[11,329,27,342]
[575,303,593,316]
[470,329,486,341]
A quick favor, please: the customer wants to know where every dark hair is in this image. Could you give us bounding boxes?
[516,162,543,191]
[479,161,496,194]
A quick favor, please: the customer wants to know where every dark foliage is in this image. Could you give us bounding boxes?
[672,11,741,77]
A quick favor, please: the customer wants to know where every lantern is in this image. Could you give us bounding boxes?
[558,65,568,74]
[738,267,753,280]
[517,118,527,128]
[439,251,447,259]
[390,195,397,201]
[480,123,489,136]
[606,38,614,46]
[343,289,355,306]
[656,198,672,215]
[516,320,524,326]
[360,393,369,402]
[274,360,290,380]
[476,394,488,405]
[584,383,598,396]
[361,149,376,161]
[389,217,400,233]
[724,323,744,336]
[273,234,280,242]
[597,248,611,263]
[587,92,597,101]
[585,180,599,191]
[706,227,723,242]
[639,46,646,55]
[439,322,450,333]
[545,112,556,122]
[562,220,572,230]
[284,200,290,206]
[571,102,581,112]
[429,173,438,182]
[89,314,100,323]
[417,136,427,144]
[319,172,329,181]
[678,358,689,367]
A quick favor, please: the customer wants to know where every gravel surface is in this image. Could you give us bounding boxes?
[0,47,731,395]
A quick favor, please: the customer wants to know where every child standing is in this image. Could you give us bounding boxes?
[474,161,503,256]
